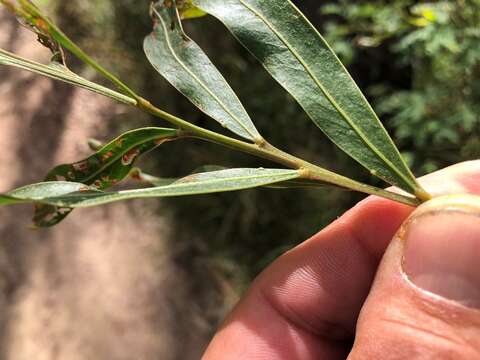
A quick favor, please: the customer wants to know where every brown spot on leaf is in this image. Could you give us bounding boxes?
[72,161,89,173]
[121,148,140,166]
[101,151,114,162]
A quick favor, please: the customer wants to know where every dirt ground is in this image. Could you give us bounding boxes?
[0,11,230,360]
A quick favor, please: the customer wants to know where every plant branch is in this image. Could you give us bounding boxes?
[138,99,421,206]
[4,1,423,207]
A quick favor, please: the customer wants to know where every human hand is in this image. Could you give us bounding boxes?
[203,161,480,359]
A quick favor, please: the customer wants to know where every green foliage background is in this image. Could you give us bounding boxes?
[323,0,480,174]
[41,0,479,288]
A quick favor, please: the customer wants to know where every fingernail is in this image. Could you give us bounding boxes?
[403,195,480,308]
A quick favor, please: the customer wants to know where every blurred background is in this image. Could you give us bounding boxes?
[0,0,478,359]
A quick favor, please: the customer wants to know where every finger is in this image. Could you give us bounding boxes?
[350,195,480,359]
[203,160,480,360]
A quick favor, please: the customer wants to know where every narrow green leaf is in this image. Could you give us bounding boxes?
[44,127,179,187]
[134,166,329,189]
[0,48,137,105]
[1,168,301,226]
[34,127,180,227]
[194,0,425,196]
[144,1,262,142]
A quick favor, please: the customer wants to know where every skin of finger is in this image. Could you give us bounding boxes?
[349,221,480,359]
[203,161,480,360]
[202,196,411,360]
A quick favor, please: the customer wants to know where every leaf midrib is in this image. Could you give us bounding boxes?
[237,0,416,191]
[152,7,258,141]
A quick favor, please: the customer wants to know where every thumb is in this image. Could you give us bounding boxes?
[350,195,480,359]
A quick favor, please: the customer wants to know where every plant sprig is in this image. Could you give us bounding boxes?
[0,0,430,227]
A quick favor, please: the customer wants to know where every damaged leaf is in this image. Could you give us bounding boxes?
[34,127,180,227]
